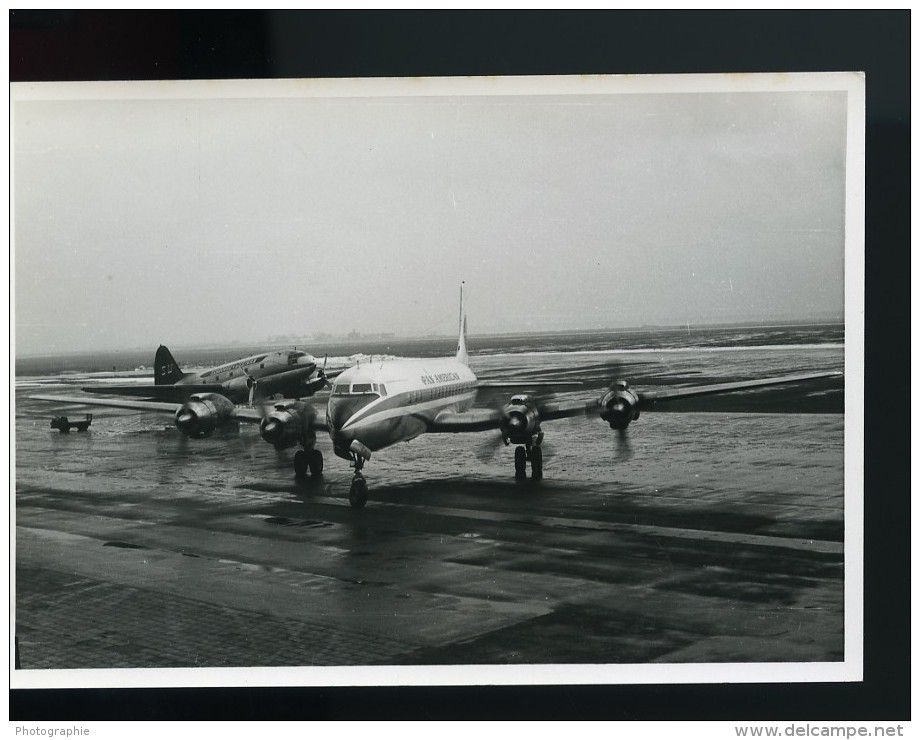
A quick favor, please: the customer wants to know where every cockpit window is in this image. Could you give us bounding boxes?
[510,398,526,406]
[333,382,381,396]
[378,384,387,396]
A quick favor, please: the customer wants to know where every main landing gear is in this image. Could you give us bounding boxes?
[512,431,544,482]
[293,447,324,480]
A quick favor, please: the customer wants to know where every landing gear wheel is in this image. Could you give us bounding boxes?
[349,475,368,508]
[514,446,527,480]
[293,449,309,478]
[530,445,543,480]
[308,449,324,477]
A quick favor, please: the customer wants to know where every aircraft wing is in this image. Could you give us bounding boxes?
[634,371,843,406]
[30,394,183,414]
[473,381,585,408]
[428,407,503,433]
[254,366,317,389]
[538,370,844,421]
[28,393,332,433]
[425,370,842,433]
[29,393,268,424]
[81,384,225,399]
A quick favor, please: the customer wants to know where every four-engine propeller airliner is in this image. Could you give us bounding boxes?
[82,344,332,406]
[30,287,842,508]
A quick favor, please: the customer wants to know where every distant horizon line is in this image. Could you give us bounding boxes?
[15,317,845,359]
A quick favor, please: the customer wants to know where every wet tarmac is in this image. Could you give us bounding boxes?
[14,345,845,674]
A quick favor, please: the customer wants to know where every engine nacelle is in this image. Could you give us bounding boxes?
[599,381,641,430]
[297,374,328,398]
[501,395,540,444]
[260,400,317,450]
[174,393,235,438]
[222,374,251,400]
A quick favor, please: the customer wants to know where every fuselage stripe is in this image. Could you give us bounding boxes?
[339,388,477,431]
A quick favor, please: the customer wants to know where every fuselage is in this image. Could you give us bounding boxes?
[190,349,319,397]
[175,350,326,403]
[190,349,314,384]
[327,357,477,458]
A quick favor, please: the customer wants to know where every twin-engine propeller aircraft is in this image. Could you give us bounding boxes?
[82,344,332,405]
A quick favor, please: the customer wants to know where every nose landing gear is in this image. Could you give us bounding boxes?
[347,453,369,508]
[336,439,373,508]
[349,472,368,508]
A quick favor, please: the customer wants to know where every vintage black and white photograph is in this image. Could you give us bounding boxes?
[12,73,862,689]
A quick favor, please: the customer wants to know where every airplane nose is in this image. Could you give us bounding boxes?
[328,403,353,456]
[327,399,351,433]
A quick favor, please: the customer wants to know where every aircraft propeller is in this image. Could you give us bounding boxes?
[615,426,633,460]
[468,394,514,462]
[473,430,505,462]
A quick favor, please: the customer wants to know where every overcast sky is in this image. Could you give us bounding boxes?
[13,76,855,355]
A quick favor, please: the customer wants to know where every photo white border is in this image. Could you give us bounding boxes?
[10,71,865,690]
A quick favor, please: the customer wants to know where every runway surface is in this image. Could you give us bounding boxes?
[14,340,846,673]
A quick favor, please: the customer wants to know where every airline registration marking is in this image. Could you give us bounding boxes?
[201,355,271,378]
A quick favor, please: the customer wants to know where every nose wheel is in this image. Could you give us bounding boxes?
[349,473,368,508]
[347,452,369,508]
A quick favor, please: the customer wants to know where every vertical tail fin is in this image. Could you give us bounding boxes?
[154,345,188,385]
[456,282,469,365]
